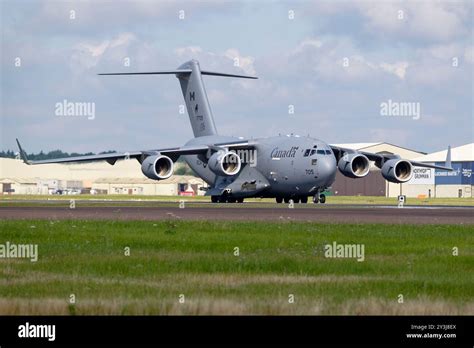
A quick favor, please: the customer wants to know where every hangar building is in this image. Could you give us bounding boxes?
[91,176,205,196]
[402,143,473,198]
[330,142,473,198]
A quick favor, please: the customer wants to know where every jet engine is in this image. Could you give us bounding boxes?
[381,159,413,183]
[208,151,241,176]
[337,153,370,178]
[141,155,174,180]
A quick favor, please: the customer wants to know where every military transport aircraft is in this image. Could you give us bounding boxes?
[16,60,452,203]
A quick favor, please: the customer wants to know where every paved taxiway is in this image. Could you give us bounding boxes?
[0,205,473,224]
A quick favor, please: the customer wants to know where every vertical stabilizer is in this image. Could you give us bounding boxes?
[176,60,217,137]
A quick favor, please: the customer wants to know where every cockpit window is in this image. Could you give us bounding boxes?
[305,146,329,156]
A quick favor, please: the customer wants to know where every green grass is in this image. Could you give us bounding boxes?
[1,194,473,208]
[0,219,472,315]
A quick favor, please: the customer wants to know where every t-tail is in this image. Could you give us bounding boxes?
[99,59,257,138]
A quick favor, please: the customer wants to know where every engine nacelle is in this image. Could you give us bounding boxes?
[208,151,241,176]
[141,155,174,180]
[337,153,370,178]
[381,159,413,183]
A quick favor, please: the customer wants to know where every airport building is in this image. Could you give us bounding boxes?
[0,158,206,196]
[402,143,473,198]
[91,176,205,196]
[0,177,45,195]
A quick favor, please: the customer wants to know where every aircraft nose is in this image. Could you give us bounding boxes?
[319,156,337,185]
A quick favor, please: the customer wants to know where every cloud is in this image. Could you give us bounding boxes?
[291,39,323,55]
[379,61,409,79]
[357,1,470,43]
[224,49,256,76]
[71,32,136,71]
[368,128,412,145]
[175,46,203,57]
[174,46,257,77]
[299,1,471,44]
[286,36,410,81]
[465,45,474,64]
[405,42,472,86]
[282,33,472,85]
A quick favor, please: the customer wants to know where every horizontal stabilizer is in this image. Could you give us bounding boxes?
[99,69,192,76]
[99,70,257,79]
[201,70,258,79]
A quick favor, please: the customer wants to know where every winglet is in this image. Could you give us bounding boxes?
[445,145,452,170]
[15,138,30,165]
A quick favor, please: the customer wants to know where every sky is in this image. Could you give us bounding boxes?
[1,0,473,154]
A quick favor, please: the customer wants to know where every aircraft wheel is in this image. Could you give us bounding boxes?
[293,197,300,203]
[237,198,244,203]
[211,196,219,203]
[284,197,290,204]
[228,197,236,203]
[300,196,308,204]
[313,195,319,204]
[276,197,283,203]
[319,194,326,204]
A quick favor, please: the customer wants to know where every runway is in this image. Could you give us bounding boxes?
[0,205,473,224]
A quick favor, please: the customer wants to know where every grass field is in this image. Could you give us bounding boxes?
[1,194,473,207]
[0,219,472,315]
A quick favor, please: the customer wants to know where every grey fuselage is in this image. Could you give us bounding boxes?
[183,134,337,198]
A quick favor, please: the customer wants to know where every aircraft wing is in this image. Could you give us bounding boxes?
[329,144,453,171]
[15,138,255,166]
[213,139,256,150]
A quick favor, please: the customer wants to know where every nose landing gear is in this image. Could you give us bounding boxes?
[313,193,326,204]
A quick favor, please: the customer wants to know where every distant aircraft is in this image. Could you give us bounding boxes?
[16,60,452,203]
